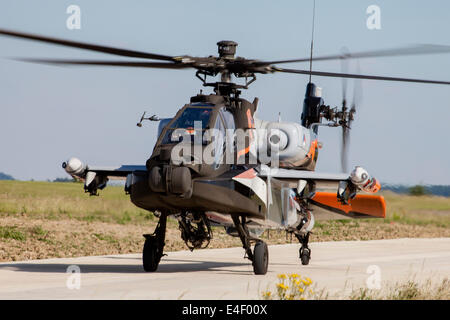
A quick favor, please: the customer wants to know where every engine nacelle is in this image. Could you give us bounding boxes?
[350,166,380,193]
[254,118,312,168]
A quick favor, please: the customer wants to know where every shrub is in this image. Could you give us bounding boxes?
[409,185,427,196]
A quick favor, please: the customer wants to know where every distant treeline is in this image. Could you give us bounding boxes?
[0,172,14,180]
[0,171,448,196]
[0,172,75,183]
[52,177,76,182]
[383,184,450,197]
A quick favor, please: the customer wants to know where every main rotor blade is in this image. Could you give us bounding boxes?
[0,29,176,61]
[351,61,363,112]
[272,67,450,85]
[340,47,350,109]
[15,58,192,69]
[257,44,450,65]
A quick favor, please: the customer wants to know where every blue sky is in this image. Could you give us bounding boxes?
[0,0,449,184]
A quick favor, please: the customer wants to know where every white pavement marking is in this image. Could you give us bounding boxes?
[0,238,448,299]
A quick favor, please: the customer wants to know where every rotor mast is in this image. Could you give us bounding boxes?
[200,40,254,97]
[217,40,237,83]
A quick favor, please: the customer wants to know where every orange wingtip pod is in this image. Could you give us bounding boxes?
[312,192,386,218]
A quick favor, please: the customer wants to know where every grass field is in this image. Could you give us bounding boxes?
[0,180,449,262]
[261,273,449,300]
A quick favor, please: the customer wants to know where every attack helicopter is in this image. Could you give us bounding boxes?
[1,28,450,275]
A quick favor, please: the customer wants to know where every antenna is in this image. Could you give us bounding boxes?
[309,0,316,83]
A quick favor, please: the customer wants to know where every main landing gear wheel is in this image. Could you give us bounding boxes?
[143,236,161,272]
[253,241,269,275]
[232,215,269,275]
[143,213,167,272]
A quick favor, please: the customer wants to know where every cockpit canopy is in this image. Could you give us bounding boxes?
[161,104,213,144]
[170,104,213,130]
[160,103,234,145]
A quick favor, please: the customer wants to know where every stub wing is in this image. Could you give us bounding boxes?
[257,165,349,181]
[84,165,147,177]
[256,165,350,191]
[253,165,385,221]
[62,157,146,195]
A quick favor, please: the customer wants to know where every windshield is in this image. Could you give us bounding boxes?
[162,106,213,144]
[157,118,172,137]
[170,106,213,129]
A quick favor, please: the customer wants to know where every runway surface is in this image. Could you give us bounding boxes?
[0,238,448,299]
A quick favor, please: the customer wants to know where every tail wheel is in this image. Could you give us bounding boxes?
[300,247,311,265]
[253,241,269,275]
[143,236,162,272]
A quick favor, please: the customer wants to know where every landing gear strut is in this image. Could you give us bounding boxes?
[295,232,311,265]
[143,213,167,272]
[232,215,268,275]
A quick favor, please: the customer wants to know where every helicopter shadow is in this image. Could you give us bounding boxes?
[0,259,254,275]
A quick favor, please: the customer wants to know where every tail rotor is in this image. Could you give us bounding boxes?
[339,50,361,173]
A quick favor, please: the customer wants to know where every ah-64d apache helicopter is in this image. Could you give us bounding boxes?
[2,28,450,275]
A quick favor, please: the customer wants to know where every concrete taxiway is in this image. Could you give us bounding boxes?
[0,238,448,299]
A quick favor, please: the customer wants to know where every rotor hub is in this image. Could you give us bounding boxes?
[217,40,238,58]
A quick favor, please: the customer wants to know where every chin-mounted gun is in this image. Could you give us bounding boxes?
[337,166,381,204]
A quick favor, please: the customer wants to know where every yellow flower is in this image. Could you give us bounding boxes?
[294,280,301,286]
[276,283,288,290]
[298,287,304,293]
[289,273,299,278]
[305,277,313,285]
[277,274,287,280]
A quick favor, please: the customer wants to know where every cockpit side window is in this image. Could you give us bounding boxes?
[220,108,235,130]
[211,113,226,169]
[219,108,236,154]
